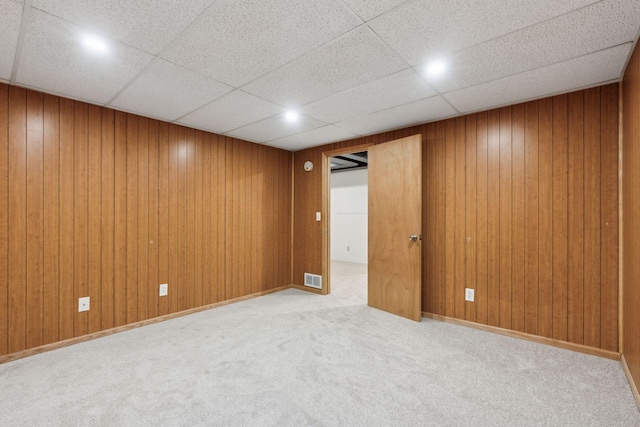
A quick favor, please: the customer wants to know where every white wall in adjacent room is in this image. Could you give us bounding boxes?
[330,168,367,264]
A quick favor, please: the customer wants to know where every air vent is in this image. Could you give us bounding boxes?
[304,273,322,290]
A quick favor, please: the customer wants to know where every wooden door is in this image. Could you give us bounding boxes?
[368,134,422,321]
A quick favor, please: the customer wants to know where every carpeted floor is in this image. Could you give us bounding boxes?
[0,261,638,426]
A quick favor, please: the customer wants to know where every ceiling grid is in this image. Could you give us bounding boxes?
[0,0,637,151]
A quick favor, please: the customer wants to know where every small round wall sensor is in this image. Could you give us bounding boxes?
[303,161,314,172]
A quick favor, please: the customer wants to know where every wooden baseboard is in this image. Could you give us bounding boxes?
[290,284,324,294]
[422,312,621,361]
[0,285,291,365]
[621,354,640,410]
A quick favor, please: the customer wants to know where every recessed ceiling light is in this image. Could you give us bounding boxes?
[426,60,447,78]
[83,36,108,53]
[284,111,299,122]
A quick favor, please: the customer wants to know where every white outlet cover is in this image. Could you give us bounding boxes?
[78,296,90,312]
[465,288,475,302]
[159,283,168,297]
[315,212,321,221]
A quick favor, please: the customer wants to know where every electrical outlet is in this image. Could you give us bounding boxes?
[159,283,168,297]
[78,297,90,312]
[465,288,475,302]
[315,212,321,221]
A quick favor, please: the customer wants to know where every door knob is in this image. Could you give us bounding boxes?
[409,234,419,241]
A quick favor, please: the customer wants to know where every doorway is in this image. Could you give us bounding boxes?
[321,135,422,322]
[329,151,368,303]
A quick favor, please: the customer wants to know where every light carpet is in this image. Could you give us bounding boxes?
[0,261,638,426]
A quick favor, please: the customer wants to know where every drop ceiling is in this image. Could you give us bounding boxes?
[1,0,638,151]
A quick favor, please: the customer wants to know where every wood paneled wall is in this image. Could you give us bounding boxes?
[0,83,292,356]
[294,84,619,351]
[622,43,640,393]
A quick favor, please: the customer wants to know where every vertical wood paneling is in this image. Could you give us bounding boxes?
[158,122,169,316]
[0,85,7,355]
[538,97,554,338]
[567,91,584,344]
[584,88,602,348]
[185,129,196,309]
[435,121,446,315]
[524,102,539,335]
[499,107,512,329]
[465,117,477,322]
[511,104,525,333]
[552,95,568,342]
[1,83,294,357]
[114,111,127,327]
[246,141,253,294]
[276,146,283,291]
[258,144,266,293]
[623,42,640,391]
[217,136,226,303]
[444,120,455,317]
[147,120,159,319]
[137,118,149,321]
[26,90,44,349]
[487,110,500,327]
[177,127,187,312]
[225,138,234,299]
[250,143,258,294]
[454,117,466,319]
[87,105,102,334]
[264,146,274,289]
[43,94,59,345]
[0,79,619,358]
[204,134,211,301]
[194,131,203,307]
[101,109,115,330]
[58,98,74,339]
[209,134,219,303]
[425,124,436,313]
[73,102,89,338]
[125,115,138,324]
[237,141,246,296]
[293,83,619,353]
[476,112,489,325]
[8,86,27,352]
[168,125,179,314]
[600,84,618,352]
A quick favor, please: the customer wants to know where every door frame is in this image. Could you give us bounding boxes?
[321,143,373,295]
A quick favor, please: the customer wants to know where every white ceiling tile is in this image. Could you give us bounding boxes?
[110,59,233,122]
[444,43,631,114]
[162,0,360,87]
[337,95,457,135]
[31,0,214,55]
[227,113,327,143]
[0,0,23,80]
[301,68,436,123]
[16,10,153,105]
[267,125,358,151]
[369,0,599,66]
[242,26,408,107]
[429,0,640,93]
[178,90,284,134]
[341,0,409,21]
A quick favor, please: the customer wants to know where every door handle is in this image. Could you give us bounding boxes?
[409,234,420,241]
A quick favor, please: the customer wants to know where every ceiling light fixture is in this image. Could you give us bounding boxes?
[284,111,299,122]
[83,36,108,53]
[426,60,447,78]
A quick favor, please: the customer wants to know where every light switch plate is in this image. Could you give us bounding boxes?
[78,297,90,312]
